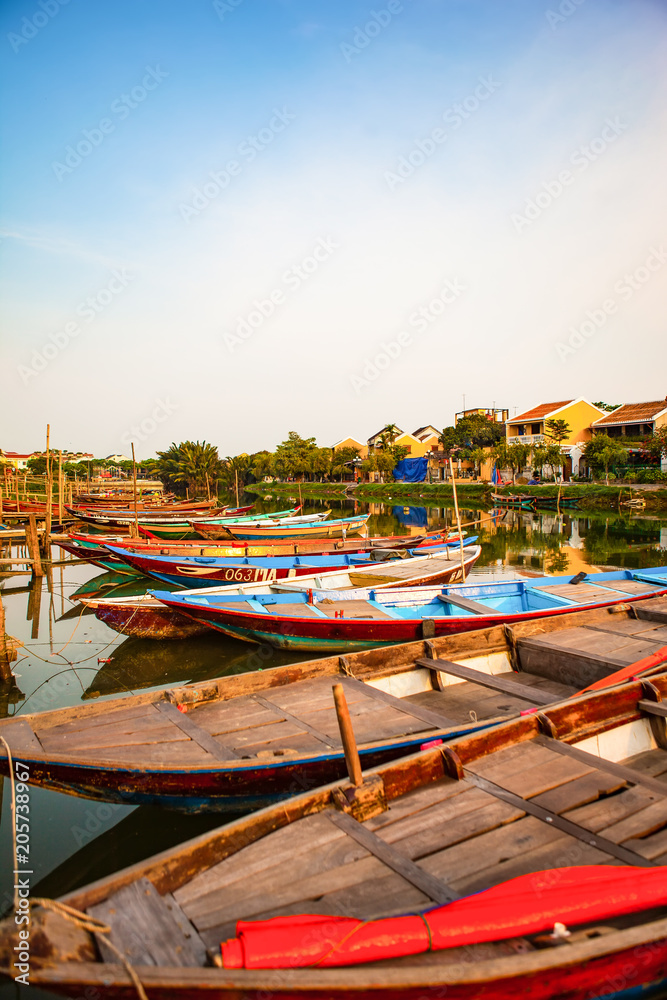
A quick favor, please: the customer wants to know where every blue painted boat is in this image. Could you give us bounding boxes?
[151,566,667,652]
[103,537,478,589]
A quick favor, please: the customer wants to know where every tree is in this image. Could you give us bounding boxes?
[455,413,505,447]
[593,402,620,413]
[331,447,360,482]
[26,456,47,475]
[467,446,487,478]
[531,444,548,479]
[376,450,397,482]
[220,454,251,498]
[438,427,459,456]
[155,441,223,496]
[544,419,572,445]
[306,447,333,482]
[273,432,317,480]
[644,426,667,463]
[492,441,510,478]
[251,451,275,481]
[583,436,628,484]
[493,441,529,482]
[544,443,564,481]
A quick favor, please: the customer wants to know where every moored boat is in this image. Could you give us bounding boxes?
[80,541,480,638]
[491,492,537,510]
[4,648,667,997]
[103,539,479,592]
[3,596,667,813]
[152,566,667,651]
[216,513,371,541]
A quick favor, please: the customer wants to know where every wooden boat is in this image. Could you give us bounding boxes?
[58,529,462,580]
[3,596,667,814]
[491,492,537,510]
[103,539,479,592]
[0,499,49,514]
[217,514,371,541]
[67,499,222,514]
[5,640,667,999]
[66,507,304,540]
[152,566,667,652]
[79,542,481,639]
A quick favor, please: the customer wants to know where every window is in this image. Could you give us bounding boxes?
[531,423,541,435]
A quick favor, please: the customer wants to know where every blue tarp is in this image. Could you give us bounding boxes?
[392,505,429,528]
[393,457,428,483]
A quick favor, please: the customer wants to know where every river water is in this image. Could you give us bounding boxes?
[1,496,666,973]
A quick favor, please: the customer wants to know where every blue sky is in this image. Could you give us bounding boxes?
[1,0,666,457]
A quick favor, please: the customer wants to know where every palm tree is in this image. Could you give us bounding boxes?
[156,441,222,498]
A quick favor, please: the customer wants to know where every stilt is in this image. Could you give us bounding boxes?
[26,515,43,577]
[0,595,15,684]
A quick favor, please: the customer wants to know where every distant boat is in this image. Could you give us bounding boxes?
[216,514,371,541]
[57,528,463,575]
[491,492,536,510]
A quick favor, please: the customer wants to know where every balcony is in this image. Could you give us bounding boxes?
[507,435,545,446]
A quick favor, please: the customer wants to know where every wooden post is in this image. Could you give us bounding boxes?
[235,469,239,508]
[15,470,19,509]
[131,442,139,539]
[26,515,43,577]
[0,594,14,683]
[332,683,363,786]
[449,458,467,581]
[205,470,211,501]
[58,450,63,521]
[44,425,52,553]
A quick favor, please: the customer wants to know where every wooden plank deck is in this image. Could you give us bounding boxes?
[172,731,667,954]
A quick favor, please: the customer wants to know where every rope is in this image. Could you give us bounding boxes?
[1,733,147,1000]
[0,736,19,913]
[28,898,149,1000]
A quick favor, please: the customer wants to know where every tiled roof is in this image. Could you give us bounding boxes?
[592,400,667,426]
[508,401,574,424]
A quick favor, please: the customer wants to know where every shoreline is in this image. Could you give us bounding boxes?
[247,481,667,511]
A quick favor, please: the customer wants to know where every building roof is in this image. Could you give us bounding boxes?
[1,451,36,459]
[332,438,365,449]
[592,400,667,426]
[368,426,403,442]
[508,401,574,424]
[412,425,440,440]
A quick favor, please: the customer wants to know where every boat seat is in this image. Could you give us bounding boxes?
[532,583,636,604]
[436,593,490,615]
[88,878,208,967]
[315,600,396,620]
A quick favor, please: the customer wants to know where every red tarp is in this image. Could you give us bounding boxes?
[221,866,667,969]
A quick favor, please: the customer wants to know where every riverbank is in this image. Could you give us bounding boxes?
[248,481,667,511]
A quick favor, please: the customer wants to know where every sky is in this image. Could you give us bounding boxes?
[1,0,666,459]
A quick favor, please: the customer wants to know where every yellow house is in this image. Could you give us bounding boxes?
[506,399,605,477]
[591,399,667,438]
[392,432,431,457]
[332,437,368,459]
